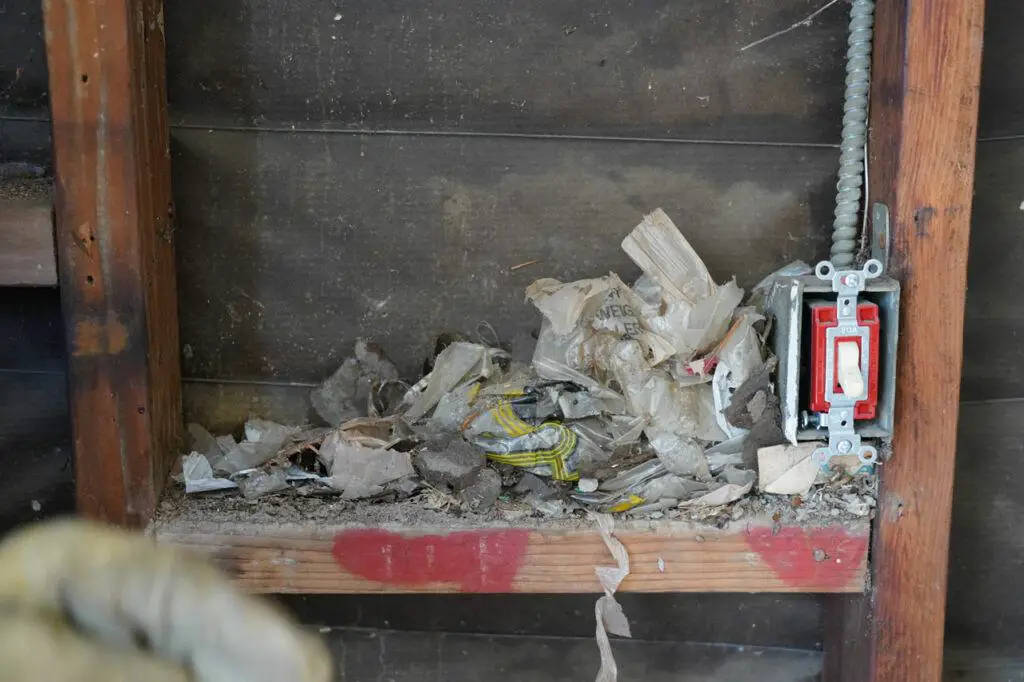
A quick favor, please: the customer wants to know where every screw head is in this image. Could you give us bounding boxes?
[844,274,859,287]
[837,440,853,453]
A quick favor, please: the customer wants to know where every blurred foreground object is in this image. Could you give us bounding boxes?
[0,520,331,682]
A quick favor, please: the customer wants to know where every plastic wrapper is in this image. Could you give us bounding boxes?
[678,466,756,508]
[637,473,708,501]
[186,423,221,460]
[319,430,415,500]
[568,424,616,476]
[427,382,482,434]
[711,312,764,439]
[236,467,290,499]
[705,436,746,474]
[181,453,238,494]
[613,356,727,443]
[557,390,612,419]
[403,342,507,422]
[310,339,402,426]
[219,420,299,474]
[568,415,645,453]
[598,458,666,493]
[647,431,710,480]
[573,459,666,512]
[645,279,744,362]
[182,451,333,497]
[463,402,580,481]
[749,260,813,313]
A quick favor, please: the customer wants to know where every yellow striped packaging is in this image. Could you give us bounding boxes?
[462,401,580,481]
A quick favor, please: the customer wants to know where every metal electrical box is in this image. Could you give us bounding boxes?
[768,260,899,466]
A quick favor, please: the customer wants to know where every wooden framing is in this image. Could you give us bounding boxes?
[42,0,182,527]
[822,1,986,681]
[40,0,985,676]
[152,517,870,594]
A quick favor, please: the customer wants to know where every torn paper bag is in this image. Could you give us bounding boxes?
[527,274,673,384]
[758,443,819,496]
[621,208,716,305]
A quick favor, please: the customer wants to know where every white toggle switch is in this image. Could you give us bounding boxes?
[836,341,866,399]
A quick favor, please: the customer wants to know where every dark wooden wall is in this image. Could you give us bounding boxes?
[1,0,1022,661]
[165,0,844,386]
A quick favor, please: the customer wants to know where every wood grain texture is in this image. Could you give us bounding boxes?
[0,179,55,285]
[866,1,985,680]
[154,518,869,594]
[164,0,845,142]
[43,0,182,526]
[172,129,836,381]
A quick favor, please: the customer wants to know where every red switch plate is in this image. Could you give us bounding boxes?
[808,301,879,419]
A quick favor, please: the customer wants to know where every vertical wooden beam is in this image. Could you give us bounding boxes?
[850,1,984,680]
[42,0,181,527]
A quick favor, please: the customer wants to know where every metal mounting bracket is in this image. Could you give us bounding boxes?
[871,202,891,270]
[811,258,884,468]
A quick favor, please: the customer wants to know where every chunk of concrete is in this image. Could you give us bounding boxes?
[458,468,503,512]
[413,440,486,491]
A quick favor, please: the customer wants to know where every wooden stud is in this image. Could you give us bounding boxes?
[825,1,985,680]
[42,0,181,527]
[154,517,870,594]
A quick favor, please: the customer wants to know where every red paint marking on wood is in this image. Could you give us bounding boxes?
[332,528,531,592]
[745,526,868,590]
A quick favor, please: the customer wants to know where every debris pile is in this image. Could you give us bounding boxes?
[177,209,875,519]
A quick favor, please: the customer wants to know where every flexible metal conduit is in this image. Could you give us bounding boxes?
[831,0,874,267]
